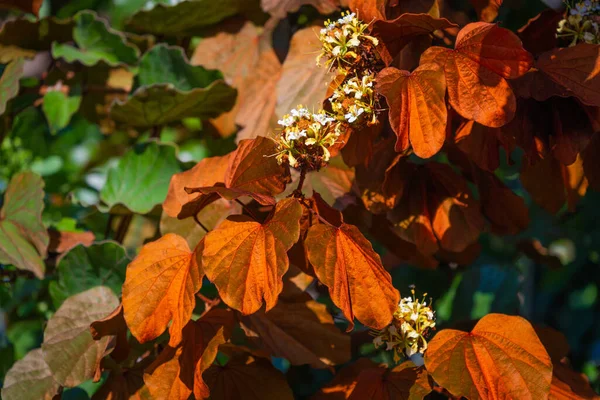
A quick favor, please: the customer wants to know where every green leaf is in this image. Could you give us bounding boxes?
[42,287,119,387]
[0,17,74,63]
[0,172,48,278]
[0,58,24,115]
[100,141,182,214]
[52,11,139,67]
[42,91,82,134]
[125,0,262,37]
[137,44,222,90]
[1,348,60,400]
[48,242,129,308]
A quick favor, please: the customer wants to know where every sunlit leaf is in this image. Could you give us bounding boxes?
[425,313,552,400]
[42,287,120,387]
[421,22,532,127]
[1,349,59,400]
[348,362,433,400]
[202,198,302,314]
[0,171,48,278]
[122,233,203,346]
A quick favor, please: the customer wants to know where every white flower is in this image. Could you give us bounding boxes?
[288,153,298,168]
[313,113,335,126]
[347,36,360,48]
[426,311,434,320]
[278,116,294,127]
[325,36,337,44]
[410,312,419,321]
[373,336,383,347]
[286,129,307,141]
[584,31,596,42]
[332,46,342,56]
[345,107,364,123]
[386,341,395,351]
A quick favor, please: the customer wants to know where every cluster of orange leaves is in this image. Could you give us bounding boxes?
[90,0,600,399]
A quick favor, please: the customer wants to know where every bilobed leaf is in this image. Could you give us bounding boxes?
[0,0,42,15]
[0,171,48,278]
[42,287,120,387]
[122,233,203,346]
[1,349,60,400]
[376,64,447,157]
[470,0,503,22]
[100,141,182,214]
[143,309,234,400]
[421,22,532,127]
[348,362,433,400]
[125,0,263,37]
[41,90,81,134]
[424,313,552,400]
[454,120,515,172]
[0,58,24,115]
[240,297,350,368]
[49,242,129,308]
[52,11,139,67]
[305,222,400,330]
[521,154,588,214]
[536,44,600,107]
[372,13,458,65]
[202,198,303,314]
[202,351,294,400]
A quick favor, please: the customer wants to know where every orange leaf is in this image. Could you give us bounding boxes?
[425,313,553,400]
[470,0,502,22]
[122,233,203,346]
[349,0,387,21]
[377,64,447,157]
[348,362,433,400]
[372,13,458,65]
[203,351,294,400]
[421,22,532,127]
[521,154,588,214]
[305,222,399,330]
[48,229,95,254]
[202,198,303,314]
[240,297,350,368]
[143,309,234,400]
[181,184,276,217]
[537,44,600,107]
[312,358,379,400]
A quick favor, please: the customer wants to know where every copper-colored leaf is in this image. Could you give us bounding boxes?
[537,44,600,107]
[203,352,294,400]
[421,22,532,127]
[377,64,447,157]
[143,309,234,400]
[582,132,600,191]
[92,367,150,400]
[48,229,95,254]
[425,313,553,400]
[90,303,129,363]
[305,222,399,330]
[122,233,203,346]
[181,184,276,217]
[202,198,303,314]
[454,120,515,172]
[261,0,340,18]
[349,0,386,21]
[521,154,588,214]
[550,362,600,400]
[518,9,563,55]
[372,13,458,65]
[348,362,433,400]
[240,297,350,368]
[470,0,502,22]
[312,358,379,400]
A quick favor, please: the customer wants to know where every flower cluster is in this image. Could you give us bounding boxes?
[317,12,379,71]
[330,73,377,125]
[558,1,600,46]
[274,106,340,170]
[372,289,436,362]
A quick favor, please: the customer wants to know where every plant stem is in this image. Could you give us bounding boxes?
[235,199,260,221]
[193,214,209,232]
[295,168,307,195]
[114,214,133,244]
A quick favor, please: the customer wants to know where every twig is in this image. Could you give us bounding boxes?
[295,168,307,195]
[104,213,114,240]
[235,199,260,221]
[114,214,133,243]
[193,214,209,232]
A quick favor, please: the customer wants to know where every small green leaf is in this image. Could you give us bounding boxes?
[125,0,262,37]
[0,58,24,115]
[0,172,48,278]
[100,141,182,214]
[49,242,129,308]
[52,11,139,67]
[42,91,82,134]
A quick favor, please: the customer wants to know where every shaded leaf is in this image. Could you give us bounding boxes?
[143,309,234,400]
[1,349,60,400]
[454,120,515,172]
[100,141,182,214]
[92,367,151,400]
[377,64,447,157]
[202,198,302,314]
[0,17,73,62]
[470,0,502,22]
[348,362,432,400]
[240,297,350,368]
[305,222,399,330]
[517,8,564,56]
[52,11,139,67]
[0,171,48,278]
[425,313,552,400]
[348,0,386,21]
[421,22,532,127]
[261,0,340,17]
[0,0,42,15]
[49,242,129,308]
[90,303,130,363]
[305,156,355,207]
[122,233,203,347]
[550,362,600,400]
[42,90,81,134]
[203,352,294,400]
[517,240,564,270]
[312,358,379,400]
[42,287,120,387]
[0,58,24,115]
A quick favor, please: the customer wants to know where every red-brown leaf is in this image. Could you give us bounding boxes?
[122,234,203,346]
[348,362,433,400]
[454,120,515,172]
[550,362,600,400]
[421,22,533,127]
[425,313,553,400]
[201,198,303,314]
[305,222,399,330]
[377,64,447,157]
[518,9,564,55]
[470,0,502,22]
